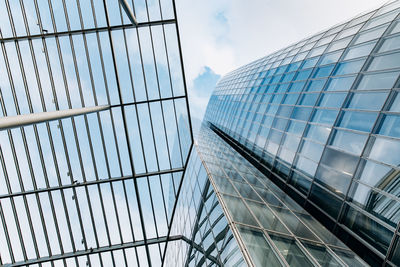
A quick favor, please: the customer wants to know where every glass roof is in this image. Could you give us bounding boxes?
[0,0,193,266]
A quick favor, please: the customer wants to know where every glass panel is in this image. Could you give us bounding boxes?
[309,184,342,218]
[221,194,258,226]
[315,164,352,195]
[390,92,400,111]
[343,41,376,60]
[367,136,400,166]
[378,114,400,138]
[238,226,283,267]
[379,34,400,53]
[337,111,377,132]
[330,129,368,155]
[389,236,400,266]
[320,50,342,65]
[302,242,342,267]
[334,59,365,75]
[246,201,290,234]
[325,76,356,91]
[305,124,331,144]
[311,109,339,125]
[327,36,352,52]
[342,204,393,254]
[368,52,400,71]
[314,65,335,78]
[318,93,347,108]
[356,71,399,90]
[353,25,387,44]
[302,57,319,69]
[299,140,324,162]
[347,92,388,110]
[306,79,326,92]
[270,235,314,267]
[321,147,359,175]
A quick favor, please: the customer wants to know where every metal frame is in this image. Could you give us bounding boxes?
[0,0,193,266]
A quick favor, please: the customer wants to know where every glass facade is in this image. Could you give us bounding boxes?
[203,1,400,265]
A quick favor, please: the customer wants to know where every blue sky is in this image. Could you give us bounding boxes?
[176,0,387,133]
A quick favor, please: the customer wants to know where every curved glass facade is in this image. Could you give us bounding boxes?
[203,1,400,265]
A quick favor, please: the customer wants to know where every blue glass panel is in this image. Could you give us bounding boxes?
[320,50,343,65]
[305,124,331,143]
[306,79,326,92]
[334,59,365,75]
[295,69,312,81]
[344,41,377,60]
[390,93,400,112]
[379,34,400,53]
[299,140,324,162]
[356,71,400,90]
[298,93,319,106]
[289,81,306,92]
[368,52,400,71]
[314,65,335,78]
[302,56,319,69]
[330,129,368,155]
[291,107,313,121]
[287,120,306,136]
[283,93,300,104]
[368,136,400,167]
[325,76,356,91]
[315,164,352,195]
[318,93,347,108]
[378,115,400,138]
[321,147,359,175]
[353,24,387,44]
[347,92,388,110]
[311,109,339,125]
[338,111,377,132]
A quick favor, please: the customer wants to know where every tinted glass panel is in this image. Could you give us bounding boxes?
[325,76,356,91]
[368,52,400,71]
[337,111,377,132]
[356,71,400,90]
[347,92,388,110]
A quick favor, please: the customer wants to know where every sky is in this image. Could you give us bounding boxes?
[176,0,388,134]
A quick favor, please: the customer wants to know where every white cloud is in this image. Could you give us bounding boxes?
[177,0,387,83]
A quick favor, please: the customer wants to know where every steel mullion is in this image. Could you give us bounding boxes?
[45,0,80,256]
[22,1,60,259]
[117,21,146,258]
[5,2,45,263]
[0,199,15,263]
[74,0,110,254]
[161,143,193,265]
[58,1,104,261]
[102,0,152,264]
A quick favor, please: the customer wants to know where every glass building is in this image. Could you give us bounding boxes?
[196,0,400,266]
[1,0,400,266]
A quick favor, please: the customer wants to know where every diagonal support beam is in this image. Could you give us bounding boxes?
[0,105,109,131]
[4,235,183,267]
[118,0,138,25]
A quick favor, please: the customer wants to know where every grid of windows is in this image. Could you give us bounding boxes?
[204,1,400,265]
[165,148,244,266]
[194,124,365,267]
[0,0,192,266]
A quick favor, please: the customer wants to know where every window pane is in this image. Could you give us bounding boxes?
[306,79,326,92]
[270,235,314,267]
[353,25,387,44]
[311,109,339,125]
[316,164,352,195]
[347,92,388,110]
[325,76,356,91]
[390,93,400,111]
[334,59,365,75]
[320,50,342,65]
[238,226,283,267]
[368,52,400,71]
[330,129,368,155]
[378,114,400,138]
[305,124,331,143]
[321,147,359,175]
[343,41,376,60]
[342,204,393,254]
[314,65,335,78]
[368,136,400,166]
[318,93,347,108]
[356,71,399,90]
[379,34,400,53]
[337,111,377,132]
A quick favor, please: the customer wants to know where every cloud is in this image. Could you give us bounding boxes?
[176,0,387,121]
